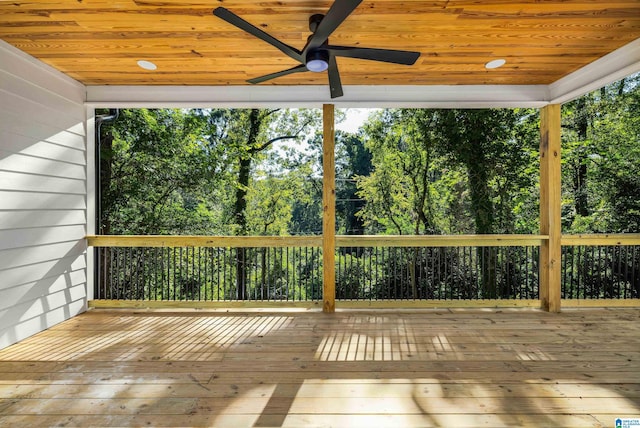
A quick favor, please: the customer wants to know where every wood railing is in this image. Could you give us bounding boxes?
[88,234,542,308]
[87,235,323,248]
[561,234,640,246]
[335,235,547,247]
[88,234,546,248]
[561,234,640,304]
[88,236,323,305]
[87,234,640,309]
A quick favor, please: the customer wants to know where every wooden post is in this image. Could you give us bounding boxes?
[322,104,336,313]
[539,104,562,313]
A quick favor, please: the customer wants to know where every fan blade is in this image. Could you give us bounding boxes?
[213,7,302,62]
[305,0,363,52]
[247,64,309,84]
[327,46,420,65]
[328,55,343,99]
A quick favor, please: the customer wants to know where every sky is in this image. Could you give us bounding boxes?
[268,108,379,170]
[336,108,379,133]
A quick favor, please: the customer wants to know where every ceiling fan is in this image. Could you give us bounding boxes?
[213,0,421,98]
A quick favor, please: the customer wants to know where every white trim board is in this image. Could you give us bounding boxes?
[549,38,640,104]
[85,84,549,109]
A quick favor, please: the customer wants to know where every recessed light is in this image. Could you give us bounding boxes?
[485,59,506,69]
[137,60,157,71]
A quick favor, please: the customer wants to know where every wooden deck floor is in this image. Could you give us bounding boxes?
[0,308,639,427]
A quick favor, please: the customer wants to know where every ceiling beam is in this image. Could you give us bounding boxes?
[85,84,549,109]
[86,38,640,108]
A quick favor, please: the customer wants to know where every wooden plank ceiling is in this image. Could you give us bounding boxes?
[1,0,640,87]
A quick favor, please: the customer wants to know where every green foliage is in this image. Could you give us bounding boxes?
[247,168,310,235]
[101,108,225,234]
[100,108,320,237]
[358,109,440,234]
[356,108,539,235]
[335,132,372,235]
[561,73,640,233]
[101,76,639,239]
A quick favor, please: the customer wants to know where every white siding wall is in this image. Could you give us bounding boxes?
[0,41,87,349]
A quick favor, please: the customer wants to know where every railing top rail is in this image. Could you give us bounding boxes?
[336,234,548,247]
[87,235,323,248]
[561,233,640,246]
[87,234,549,248]
[87,233,640,249]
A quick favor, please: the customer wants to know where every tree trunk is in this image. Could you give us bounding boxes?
[231,109,304,299]
[234,157,251,300]
[466,153,497,298]
[574,98,590,218]
[234,157,251,233]
[233,109,261,300]
[466,161,493,235]
[98,114,115,298]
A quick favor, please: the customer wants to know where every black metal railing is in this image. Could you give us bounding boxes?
[95,244,322,302]
[89,234,640,305]
[561,244,640,299]
[336,245,540,300]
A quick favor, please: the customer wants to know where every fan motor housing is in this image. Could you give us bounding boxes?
[306,49,330,72]
[309,14,325,32]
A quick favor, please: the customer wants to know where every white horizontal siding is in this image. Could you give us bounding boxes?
[0,70,86,116]
[0,118,85,151]
[0,284,87,325]
[0,240,86,270]
[0,83,85,129]
[0,150,86,180]
[0,224,86,254]
[0,129,86,164]
[1,255,86,296]
[0,40,87,350]
[0,43,85,104]
[0,209,86,230]
[0,269,87,312]
[0,191,85,211]
[0,170,85,194]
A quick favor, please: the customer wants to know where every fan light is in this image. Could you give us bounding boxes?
[306,50,329,72]
[485,59,506,69]
[307,59,328,72]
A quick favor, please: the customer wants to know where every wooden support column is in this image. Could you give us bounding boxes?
[539,104,562,313]
[322,104,336,313]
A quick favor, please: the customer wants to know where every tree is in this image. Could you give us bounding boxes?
[356,108,537,298]
[435,109,523,234]
[561,72,640,233]
[335,131,372,235]
[358,109,441,235]
[203,108,317,299]
[101,108,221,235]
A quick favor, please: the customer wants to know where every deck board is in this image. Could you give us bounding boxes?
[0,308,639,427]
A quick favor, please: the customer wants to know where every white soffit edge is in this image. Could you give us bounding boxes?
[86,84,549,109]
[549,38,640,105]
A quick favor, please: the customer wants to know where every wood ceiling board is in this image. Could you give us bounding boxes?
[1,0,639,87]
